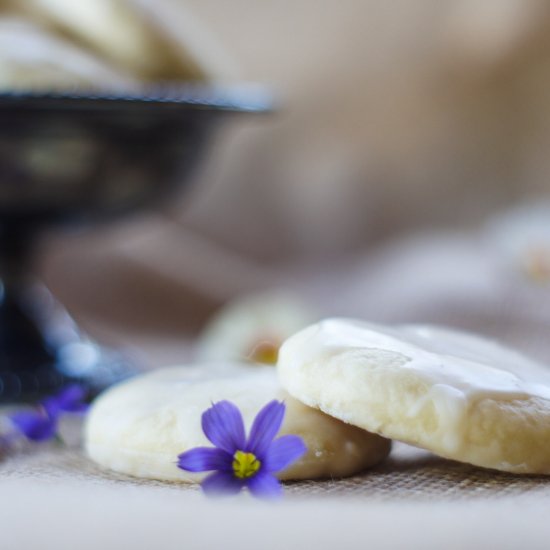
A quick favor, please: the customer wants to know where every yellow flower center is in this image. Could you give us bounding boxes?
[248,340,280,365]
[232,450,261,479]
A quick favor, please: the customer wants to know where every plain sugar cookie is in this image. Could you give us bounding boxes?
[278,318,550,474]
[85,362,391,482]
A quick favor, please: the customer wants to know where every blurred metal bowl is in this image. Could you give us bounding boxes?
[0,86,270,228]
[0,86,270,402]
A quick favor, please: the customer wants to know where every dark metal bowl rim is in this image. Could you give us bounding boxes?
[0,84,273,114]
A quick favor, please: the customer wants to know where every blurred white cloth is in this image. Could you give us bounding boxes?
[177,0,550,259]
[40,205,550,366]
[2,476,550,550]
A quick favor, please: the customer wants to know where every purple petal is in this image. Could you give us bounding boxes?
[263,435,307,473]
[9,411,57,442]
[246,400,285,457]
[42,397,62,417]
[201,471,243,496]
[246,471,283,499]
[177,447,232,473]
[201,401,246,454]
[43,385,88,416]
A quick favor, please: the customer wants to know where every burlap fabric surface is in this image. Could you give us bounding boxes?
[3,438,550,501]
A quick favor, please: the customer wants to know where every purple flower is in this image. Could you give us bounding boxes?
[9,384,88,443]
[177,400,307,498]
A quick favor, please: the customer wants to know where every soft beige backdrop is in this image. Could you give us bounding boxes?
[180,0,550,257]
[32,0,550,364]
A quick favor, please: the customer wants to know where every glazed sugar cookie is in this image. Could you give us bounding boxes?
[85,362,390,482]
[278,318,550,474]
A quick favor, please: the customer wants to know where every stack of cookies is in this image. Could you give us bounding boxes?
[85,318,550,482]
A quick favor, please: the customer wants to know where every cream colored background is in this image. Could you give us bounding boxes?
[179,0,550,258]
[32,0,550,368]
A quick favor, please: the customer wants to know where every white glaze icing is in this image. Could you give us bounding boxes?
[278,318,550,403]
